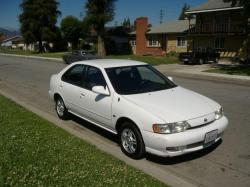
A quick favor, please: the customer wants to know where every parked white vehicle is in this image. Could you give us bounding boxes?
[49,59,228,159]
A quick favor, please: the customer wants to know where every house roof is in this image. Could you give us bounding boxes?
[130,19,195,35]
[2,35,22,43]
[147,19,195,34]
[186,0,243,14]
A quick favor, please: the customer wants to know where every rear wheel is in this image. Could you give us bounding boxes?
[119,121,145,159]
[199,58,204,65]
[55,96,69,120]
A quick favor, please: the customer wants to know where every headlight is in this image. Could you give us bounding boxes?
[215,107,224,120]
[153,121,190,134]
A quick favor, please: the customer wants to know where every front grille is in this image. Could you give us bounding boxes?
[189,120,215,130]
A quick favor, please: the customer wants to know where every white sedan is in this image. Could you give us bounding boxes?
[49,59,228,159]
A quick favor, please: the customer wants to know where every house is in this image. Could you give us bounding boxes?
[130,17,193,56]
[186,0,247,59]
[0,35,36,50]
[1,36,23,49]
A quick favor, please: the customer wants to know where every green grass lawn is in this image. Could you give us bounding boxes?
[204,66,250,76]
[0,48,178,65]
[0,95,166,186]
[0,48,65,58]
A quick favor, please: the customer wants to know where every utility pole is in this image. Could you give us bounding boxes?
[160,9,164,24]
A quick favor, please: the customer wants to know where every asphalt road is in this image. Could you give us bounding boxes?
[0,55,250,187]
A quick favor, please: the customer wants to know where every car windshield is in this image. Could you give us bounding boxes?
[105,65,177,95]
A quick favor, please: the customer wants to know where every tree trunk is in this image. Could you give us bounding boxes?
[97,34,106,57]
[38,39,43,53]
[247,34,250,59]
[72,42,78,50]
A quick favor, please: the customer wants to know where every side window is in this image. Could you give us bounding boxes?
[62,65,85,87]
[86,66,106,90]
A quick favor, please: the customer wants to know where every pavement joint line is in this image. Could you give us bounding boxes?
[0,88,198,187]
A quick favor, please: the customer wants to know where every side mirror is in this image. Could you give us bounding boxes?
[92,86,110,96]
[168,76,173,82]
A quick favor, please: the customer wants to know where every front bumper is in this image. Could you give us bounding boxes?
[142,116,228,157]
[48,90,54,100]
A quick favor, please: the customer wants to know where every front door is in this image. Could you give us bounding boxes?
[79,66,112,129]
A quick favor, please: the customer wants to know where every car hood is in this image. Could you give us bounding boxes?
[122,86,220,123]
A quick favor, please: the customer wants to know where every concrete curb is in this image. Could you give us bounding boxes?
[0,53,63,62]
[0,89,198,187]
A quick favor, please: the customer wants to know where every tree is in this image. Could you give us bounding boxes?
[223,0,250,33]
[61,16,83,50]
[178,3,191,20]
[51,26,67,52]
[122,18,131,28]
[19,0,60,52]
[224,0,250,59]
[84,0,116,57]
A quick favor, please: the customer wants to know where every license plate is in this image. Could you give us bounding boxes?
[204,130,218,145]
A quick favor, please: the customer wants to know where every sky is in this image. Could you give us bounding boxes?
[0,0,207,30]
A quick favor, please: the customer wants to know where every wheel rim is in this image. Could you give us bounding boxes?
[121,128,137,154]
[56,100,64,117]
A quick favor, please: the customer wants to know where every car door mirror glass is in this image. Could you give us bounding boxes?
[92,86,110,96]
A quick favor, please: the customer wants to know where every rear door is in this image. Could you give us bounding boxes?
[60,64,87,115]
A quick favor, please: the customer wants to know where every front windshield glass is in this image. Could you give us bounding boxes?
[105,65,177,95]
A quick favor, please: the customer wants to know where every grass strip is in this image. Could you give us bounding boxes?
[204,66,250,76]
[0,95,167,186]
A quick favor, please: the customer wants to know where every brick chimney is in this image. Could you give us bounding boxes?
[135,17,148,55]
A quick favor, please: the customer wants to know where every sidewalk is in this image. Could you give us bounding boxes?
[156,64,250,86]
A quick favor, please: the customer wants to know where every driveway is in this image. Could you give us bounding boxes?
[0,55,250,187]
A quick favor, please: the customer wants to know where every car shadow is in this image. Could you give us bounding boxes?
[69,114,119,144]
[145,139,222,165]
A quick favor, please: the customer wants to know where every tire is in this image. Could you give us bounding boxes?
[55,96,69,120]
[119,121,145,159]
[199,58,204,65]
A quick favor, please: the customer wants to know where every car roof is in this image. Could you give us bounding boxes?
[72,59,147,68]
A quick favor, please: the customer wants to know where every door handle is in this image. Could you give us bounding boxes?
[80,93,85,97]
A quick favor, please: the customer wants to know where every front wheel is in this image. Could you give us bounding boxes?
[119,122,145,159]
[55,97,69,120]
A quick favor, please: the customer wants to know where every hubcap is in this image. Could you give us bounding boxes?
[121,128,137,154]
[56,100,64,116]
